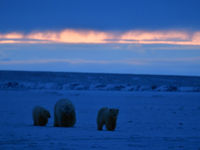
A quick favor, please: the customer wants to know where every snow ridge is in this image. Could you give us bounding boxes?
[0,71,200,92]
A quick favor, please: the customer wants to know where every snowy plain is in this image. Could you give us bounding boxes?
[1,90,200,150]
[0,71,200,150]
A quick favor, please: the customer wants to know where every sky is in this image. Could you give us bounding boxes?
[0,0,200,76]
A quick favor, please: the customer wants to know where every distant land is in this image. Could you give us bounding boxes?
[0,70,200,92]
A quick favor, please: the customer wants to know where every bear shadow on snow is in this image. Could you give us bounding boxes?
[32,106,51,126]
[54,99,76,127]
[97,107,119,131]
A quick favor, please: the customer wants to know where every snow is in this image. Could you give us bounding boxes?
[1,70,200,92]
[0,89,200,150]
[0,71,200,149]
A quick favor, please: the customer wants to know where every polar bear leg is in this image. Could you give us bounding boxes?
[33,117,38,126]
[105,121,115,131]
[97,120,105,130]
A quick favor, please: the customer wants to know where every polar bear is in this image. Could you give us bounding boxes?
[54,99,76,127]
[97,107,119,131]
[32,106,51,126]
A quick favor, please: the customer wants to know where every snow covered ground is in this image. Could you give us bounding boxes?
[0,90,200,150]
[1,70,200,92]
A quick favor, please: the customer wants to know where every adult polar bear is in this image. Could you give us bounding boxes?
[32,106,51,126]
[97,107,119,131]
[54,99,76,127]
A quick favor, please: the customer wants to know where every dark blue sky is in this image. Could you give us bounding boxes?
[1,0,200,32]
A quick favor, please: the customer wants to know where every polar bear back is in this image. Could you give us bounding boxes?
[97,107,109,122]
[54,99,76,127]
[55,99,75,113]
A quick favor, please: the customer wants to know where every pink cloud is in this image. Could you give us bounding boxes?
[0,32,24,39]
[58,30,111,43]
[120,31,189,41]
[0,29,200,45]
[26,30,112,44]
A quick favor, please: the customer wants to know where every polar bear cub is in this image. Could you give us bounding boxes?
[97,107,119,131]
[54,99,76,127]
[32,106,51,126]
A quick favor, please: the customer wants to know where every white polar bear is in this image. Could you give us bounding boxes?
[32,106,51,126]
[54,99,76,127]
[97,107,119,131]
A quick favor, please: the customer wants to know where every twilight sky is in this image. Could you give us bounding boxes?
[0,0,200,76]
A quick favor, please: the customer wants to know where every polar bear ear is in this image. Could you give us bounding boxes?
[44,110,50,118]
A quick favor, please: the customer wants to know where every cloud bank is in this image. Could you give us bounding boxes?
[0,29,200,45]
[1,57,200,66]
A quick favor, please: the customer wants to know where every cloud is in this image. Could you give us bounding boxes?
[0,32,24,39]
[58,30,111,44]
[24,30,112,44]
[0,29,200,45]
[118,30,200,45]
[0,59,145,65]
[1,57,200,66]
[120,31,189,41]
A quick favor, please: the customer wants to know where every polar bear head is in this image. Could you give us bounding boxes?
[109,108,119,120]
[43,109,51,118]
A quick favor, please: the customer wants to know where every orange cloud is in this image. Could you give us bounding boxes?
[0,32,24,39]
[120,31,189,41]
[58,30,111,43]
[0,29,200,45]
[0,40,49,44]
[27,32,58,42]
[118,30,200,45]
[192,32,200,43]
[26,30,111,44]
